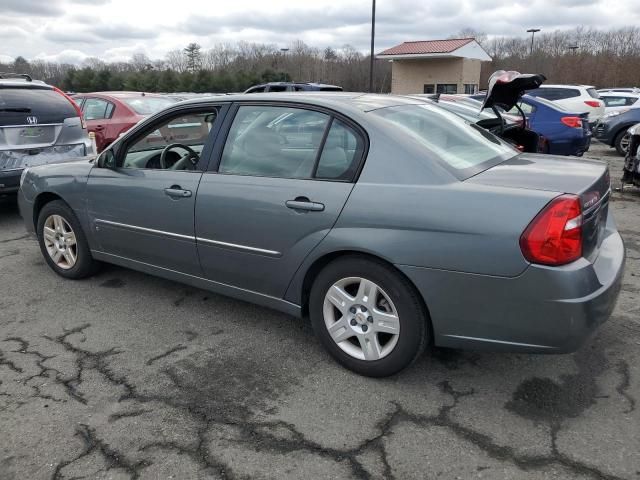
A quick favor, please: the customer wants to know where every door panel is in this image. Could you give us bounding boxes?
[195,174,353,297]
[86,105,226,275]
[87,168,203,275]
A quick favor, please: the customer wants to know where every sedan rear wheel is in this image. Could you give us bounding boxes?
[310,256,428,377]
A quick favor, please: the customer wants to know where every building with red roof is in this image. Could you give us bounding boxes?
[377,38,492,95]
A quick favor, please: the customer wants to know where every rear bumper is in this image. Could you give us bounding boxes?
[0,169,22,194]
[398,223,625,353]
[549,133,591,156]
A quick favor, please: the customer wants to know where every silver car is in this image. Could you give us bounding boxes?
[1,74,92,194]
[18,93,624,377]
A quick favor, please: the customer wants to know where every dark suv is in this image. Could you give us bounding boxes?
[0,73,91,194]
[593,108,640,155]
[244,82,343,93]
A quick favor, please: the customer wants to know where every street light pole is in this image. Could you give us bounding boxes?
[369,0,376,93]
[526,28,540,55]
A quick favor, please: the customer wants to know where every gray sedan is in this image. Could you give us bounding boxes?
[18,93,624,377]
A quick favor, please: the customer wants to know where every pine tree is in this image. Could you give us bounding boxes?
[183,43,202,73]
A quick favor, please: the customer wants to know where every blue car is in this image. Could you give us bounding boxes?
[513,95,592,156]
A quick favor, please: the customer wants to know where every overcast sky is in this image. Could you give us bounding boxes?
[1,0,638,64]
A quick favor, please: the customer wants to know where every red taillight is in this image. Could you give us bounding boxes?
[53,87,86,129]
[560,116,583,128]
[584,100,600,108]
[520,194,583,266]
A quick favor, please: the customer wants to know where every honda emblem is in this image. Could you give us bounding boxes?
[26,116,38,125]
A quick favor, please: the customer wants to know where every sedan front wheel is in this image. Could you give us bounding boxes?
[37,200,99,279]
[310,256,428,377]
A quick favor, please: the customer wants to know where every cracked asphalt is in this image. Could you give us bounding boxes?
[1,142,638,480]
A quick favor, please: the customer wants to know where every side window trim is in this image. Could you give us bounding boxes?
[105,101,116,119]
[113,103,230,172]
[311,117,334,178]
[207,101,369,183]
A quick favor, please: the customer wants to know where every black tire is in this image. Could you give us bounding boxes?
[309,255,429,377]
[614,129,630,156]
[37,200,99,279]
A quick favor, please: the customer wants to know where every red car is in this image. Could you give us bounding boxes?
[72,92,175,152]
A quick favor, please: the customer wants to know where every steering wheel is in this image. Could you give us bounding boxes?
[159,144,199,169]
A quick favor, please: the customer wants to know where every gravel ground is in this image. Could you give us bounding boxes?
[0,141,638,480]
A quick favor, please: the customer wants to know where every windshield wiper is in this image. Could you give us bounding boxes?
[0,107,31,112]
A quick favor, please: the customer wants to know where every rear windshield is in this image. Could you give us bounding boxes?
[370,104,517,175]
[0,87,76,126]
[587,88,600,99]
[121,96,175,115]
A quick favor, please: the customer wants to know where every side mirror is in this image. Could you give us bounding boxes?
[97,149,116,169]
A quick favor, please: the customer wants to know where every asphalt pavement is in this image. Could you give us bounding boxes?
[0,142,638,479]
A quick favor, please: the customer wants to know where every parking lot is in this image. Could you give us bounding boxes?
[0,142,637,479]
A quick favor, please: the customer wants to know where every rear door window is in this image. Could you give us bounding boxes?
[603,96,630,107]
[83,98,111,120]
[0,88,77,126]
[218,105,329,179]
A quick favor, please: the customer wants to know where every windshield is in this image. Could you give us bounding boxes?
[121,96,175,115]
[371,104,517,172]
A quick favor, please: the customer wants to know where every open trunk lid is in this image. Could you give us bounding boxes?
[482,71,547,111]
[467,153,611,261]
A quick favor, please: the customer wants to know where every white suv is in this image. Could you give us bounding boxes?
[599,91,640,114]
[526,84,605,124]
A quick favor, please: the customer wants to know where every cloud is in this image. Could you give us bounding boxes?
[91,24,158,40]
[3,0,63,16]
[102,43,150,63]
[0,55,15,63]
[0,0,638,63]
[34,49,89,64]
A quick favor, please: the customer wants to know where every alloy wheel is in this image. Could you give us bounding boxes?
[620,131,631,154]
[323,277,400,361]
[43,214,77,270]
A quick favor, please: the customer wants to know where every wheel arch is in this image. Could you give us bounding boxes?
[613,123,636,146]
[297,250,434,342]
[32,192,64,231]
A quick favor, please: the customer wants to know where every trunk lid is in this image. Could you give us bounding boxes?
[467,153,611,261]
[482,71,547,111]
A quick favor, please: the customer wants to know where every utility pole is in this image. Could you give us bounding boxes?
[526,28,540,55]
[369,0,376,93]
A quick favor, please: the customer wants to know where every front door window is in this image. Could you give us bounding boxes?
[120,110,219,171]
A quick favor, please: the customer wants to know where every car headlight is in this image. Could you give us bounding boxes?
[19,168,29,189]
[603,109,629,119]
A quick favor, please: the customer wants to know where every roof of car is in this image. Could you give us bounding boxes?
[599,91,640,98]
[75,91,167,98]
[538,84,595,89]
[0,78,51,89]
[177,92,429,112]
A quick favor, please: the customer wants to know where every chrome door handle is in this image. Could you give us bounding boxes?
[164,186,192,198]
[286,197,325,212]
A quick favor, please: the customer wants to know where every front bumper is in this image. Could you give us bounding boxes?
[0,169,22,194]
[398,221,625,353]
[593,122,613,144]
